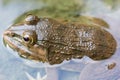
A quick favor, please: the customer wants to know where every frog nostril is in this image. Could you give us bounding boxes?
[11,33,15,37]
[3,30,15,37]
[3,30,11,35]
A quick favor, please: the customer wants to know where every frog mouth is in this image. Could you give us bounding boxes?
[3,30,48,62]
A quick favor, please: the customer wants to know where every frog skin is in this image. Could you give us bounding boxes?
[3,14,117,65]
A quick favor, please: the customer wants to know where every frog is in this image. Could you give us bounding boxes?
[3,14,116,65]
[2,0,117,80]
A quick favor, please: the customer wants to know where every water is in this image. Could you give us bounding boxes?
[0,0,120,80]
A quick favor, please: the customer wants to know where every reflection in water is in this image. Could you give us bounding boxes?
[0,0,120,80]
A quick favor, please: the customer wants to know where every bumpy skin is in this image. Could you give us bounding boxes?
[3,16,116,65]
[37,18,116,64]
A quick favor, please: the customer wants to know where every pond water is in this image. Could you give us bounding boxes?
[0,0,120,80]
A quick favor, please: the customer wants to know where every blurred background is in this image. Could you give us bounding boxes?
[0,0,120,80]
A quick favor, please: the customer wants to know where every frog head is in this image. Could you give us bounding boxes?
[3,14,48,63]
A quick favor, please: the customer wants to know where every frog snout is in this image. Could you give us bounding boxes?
[3,30,15,37]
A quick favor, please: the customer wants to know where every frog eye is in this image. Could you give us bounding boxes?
[22,30,37,45]
[23,35,30,42]
[23,34,32,43]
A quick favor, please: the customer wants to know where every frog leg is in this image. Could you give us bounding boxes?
[77,16,109,28]
[88,16,109,28]
[47,44,83,65]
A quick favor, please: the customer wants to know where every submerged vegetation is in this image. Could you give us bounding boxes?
[2,0,120,25]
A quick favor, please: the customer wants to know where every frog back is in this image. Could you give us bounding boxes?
[37,18,116,64]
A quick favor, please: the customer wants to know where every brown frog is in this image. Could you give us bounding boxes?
[3,14,117,65]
